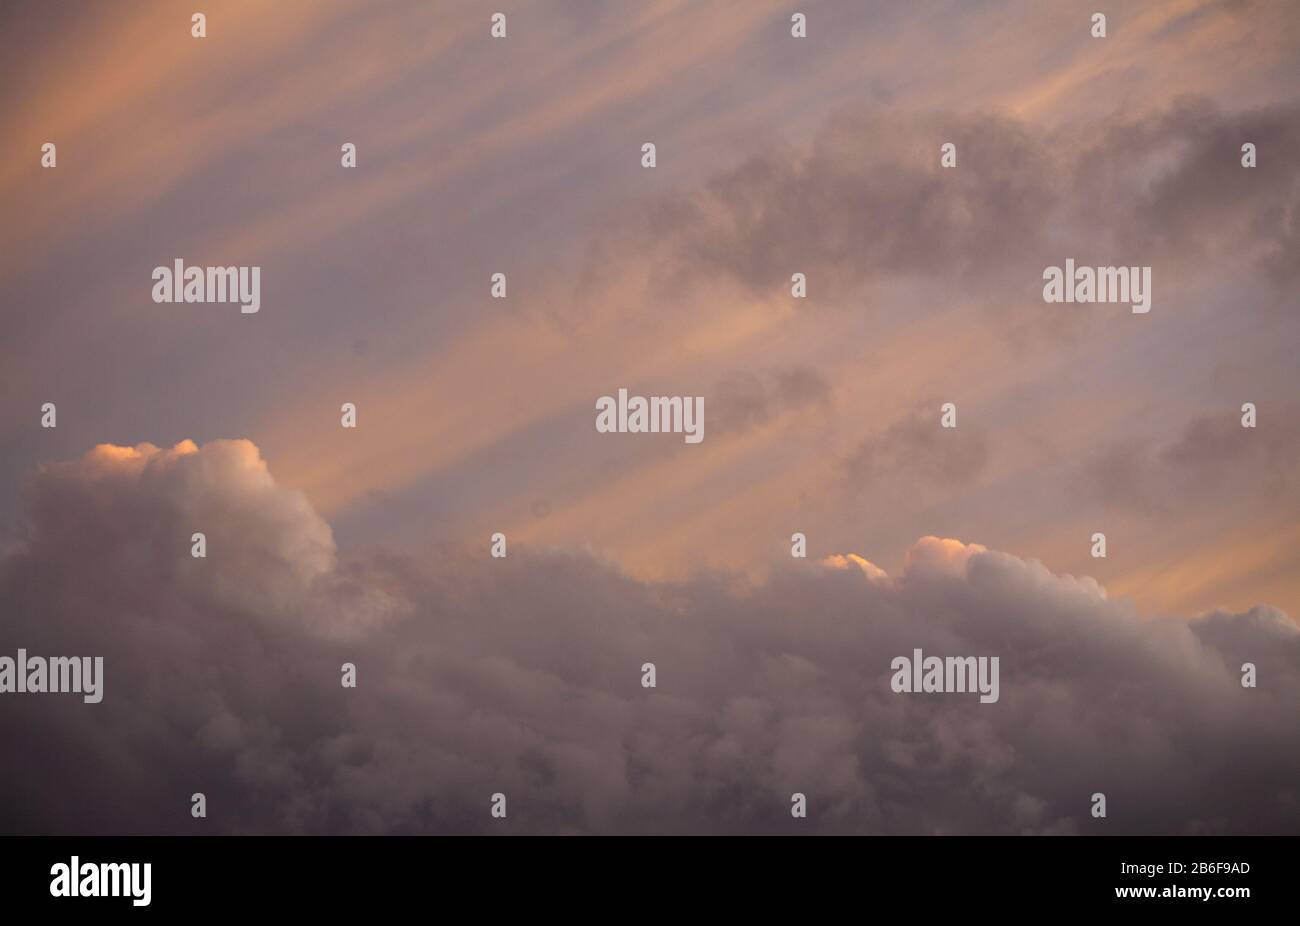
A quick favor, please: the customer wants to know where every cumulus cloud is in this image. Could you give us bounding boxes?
[1,440,1297,835]
[21,440,336,619]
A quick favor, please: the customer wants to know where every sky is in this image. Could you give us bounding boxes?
[0,0,1298,834]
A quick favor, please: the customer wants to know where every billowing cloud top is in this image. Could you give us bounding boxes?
[1,440,1296,834]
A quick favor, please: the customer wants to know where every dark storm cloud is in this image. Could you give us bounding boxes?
[1,441,1296,835]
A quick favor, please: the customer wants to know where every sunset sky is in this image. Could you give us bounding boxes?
[4,0,1299,615]
[1,1,1298,835]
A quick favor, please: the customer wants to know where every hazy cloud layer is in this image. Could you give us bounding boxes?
[2,441,1295,835]
[584,97,1300,312]
[1080,402,1300,515]
[709,366,833,437]
[842,406,990,494]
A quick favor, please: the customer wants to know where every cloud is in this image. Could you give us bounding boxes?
[709,366,833,437]
[1081,97,1300,287]
[21,439,336,621]
[591,104,1059,308]
[1,440,1296,835]
[841,406,990,493]
[580,96,1300,321]
[822,553,889,585]
[1079,402,1300,515]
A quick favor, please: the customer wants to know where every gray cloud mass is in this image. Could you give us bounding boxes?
[1,440,1296,835]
